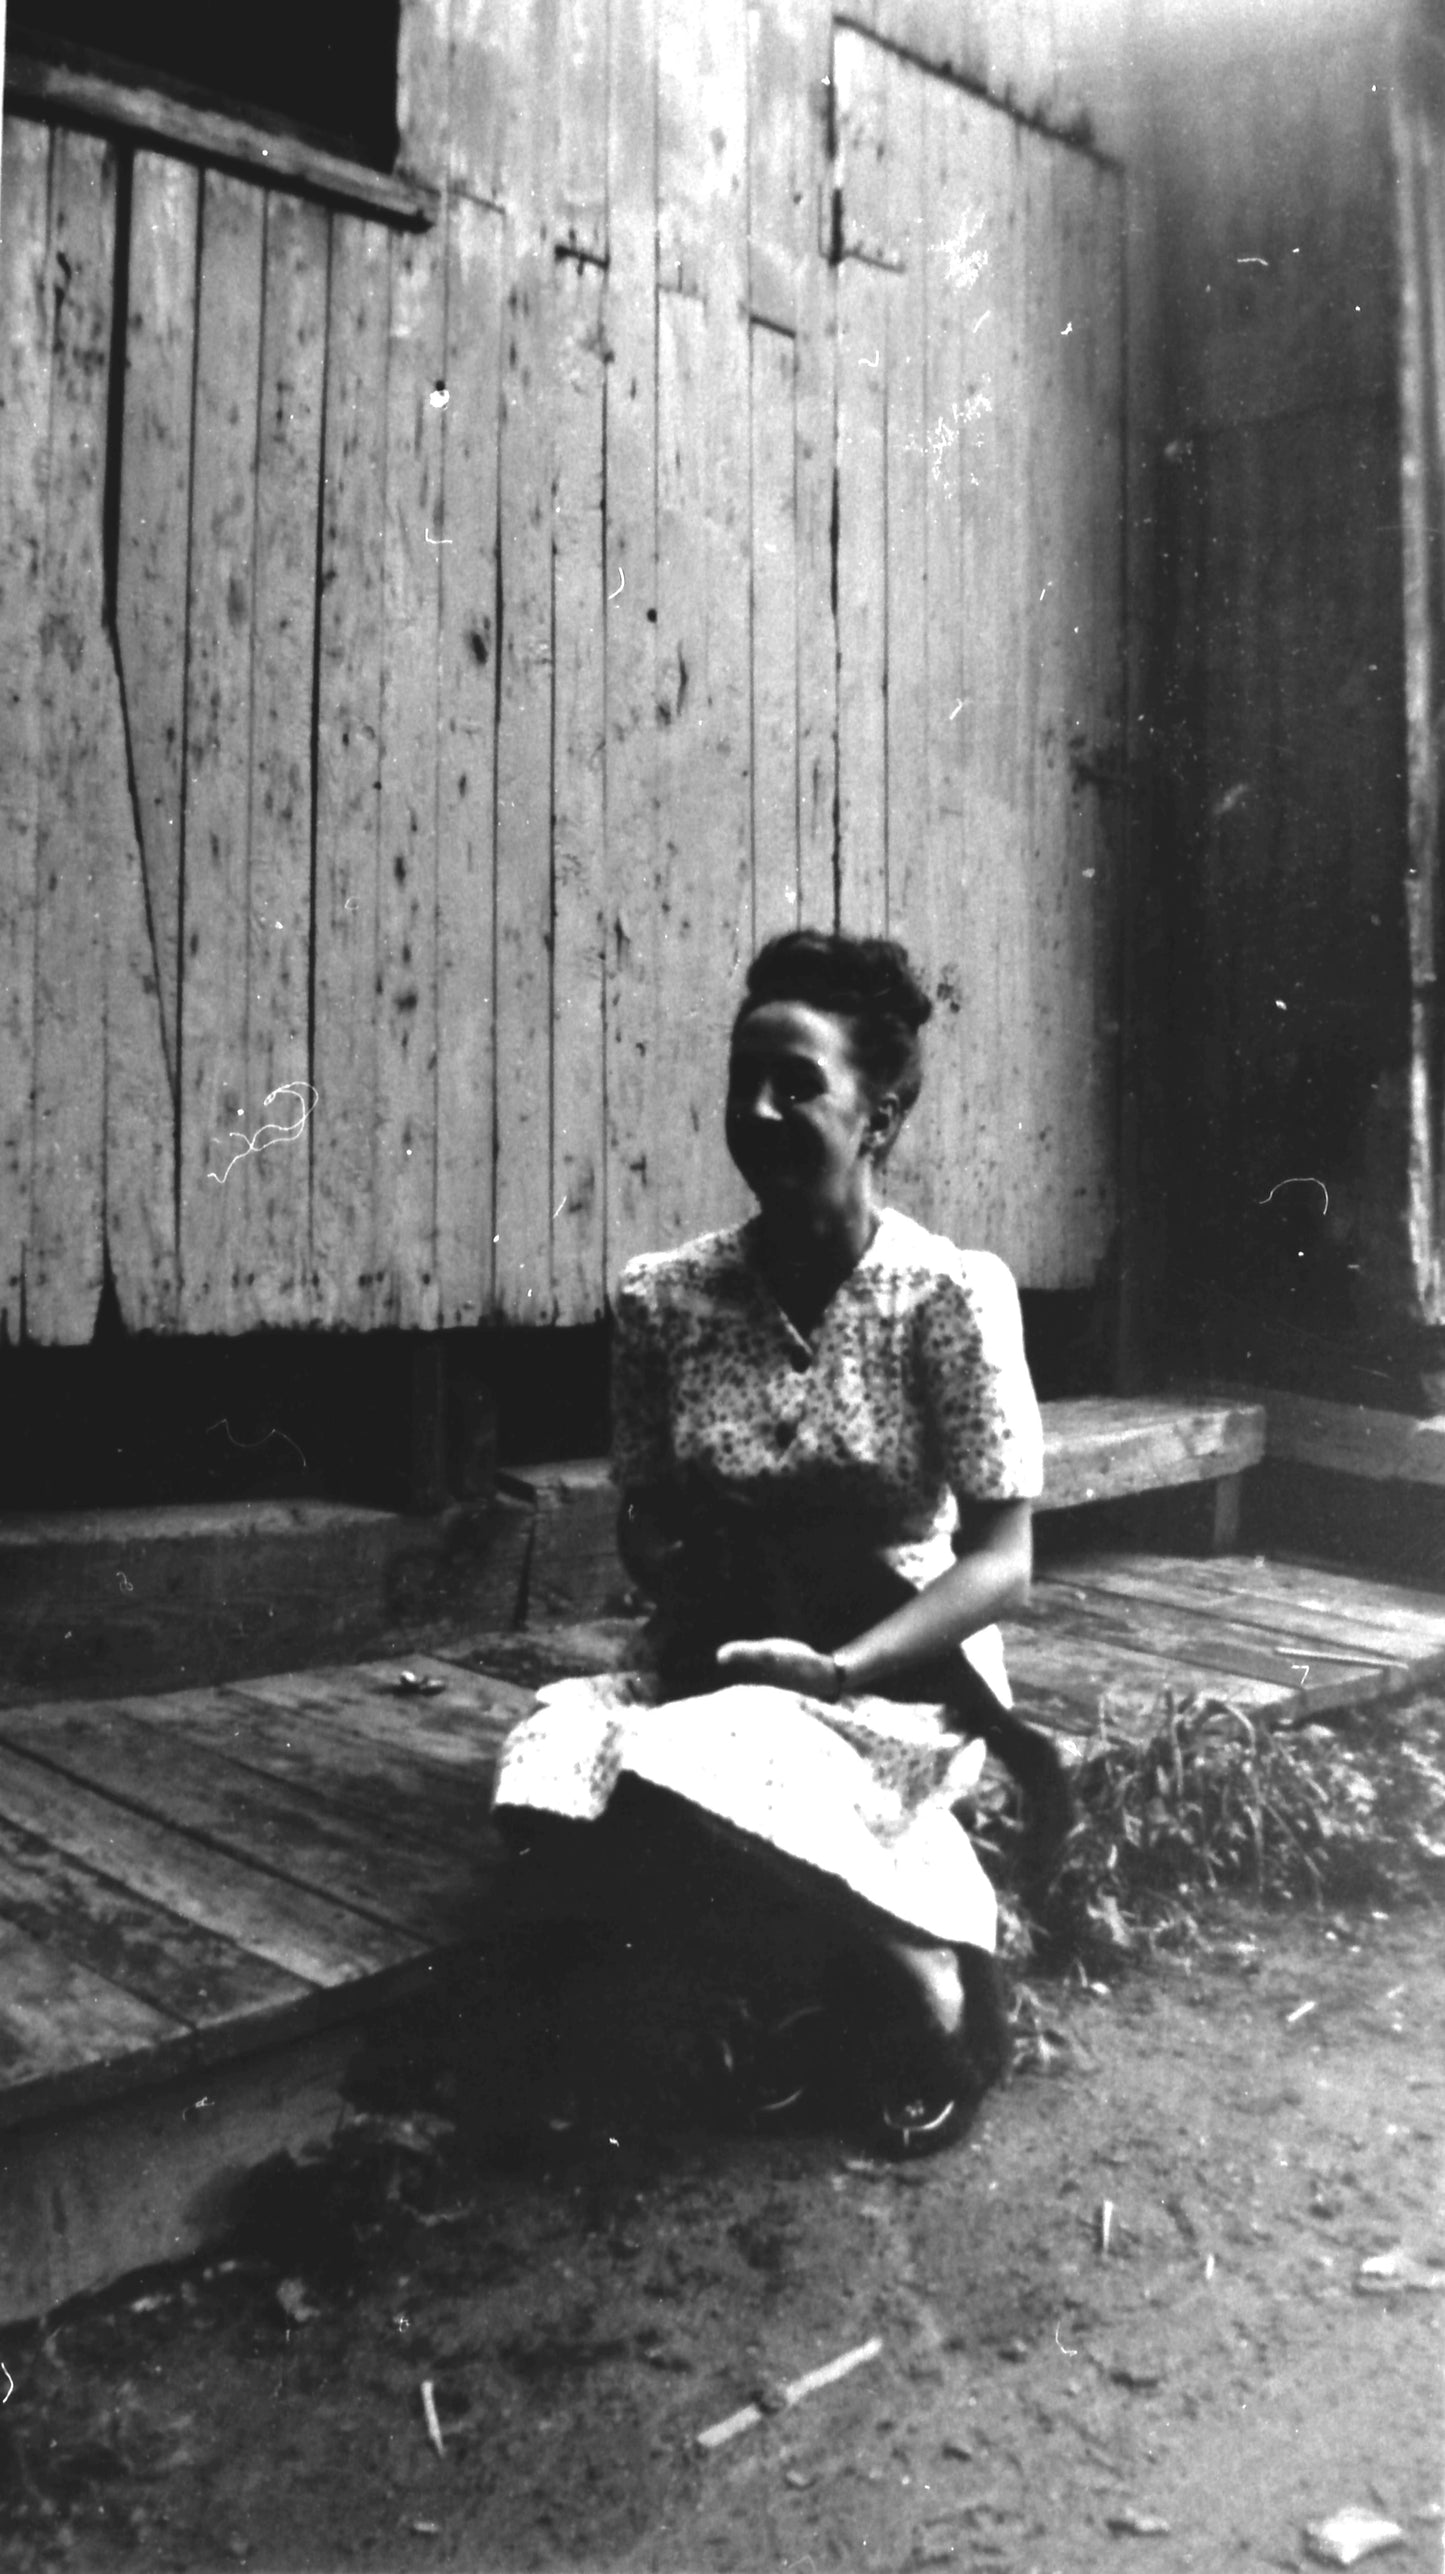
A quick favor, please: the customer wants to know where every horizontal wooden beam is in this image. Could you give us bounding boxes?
[1263,1390,1445,1488]
[4,54,438,227]
[1039,1398,1267,1510]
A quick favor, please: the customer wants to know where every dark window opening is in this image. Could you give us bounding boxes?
[9,0,401,170]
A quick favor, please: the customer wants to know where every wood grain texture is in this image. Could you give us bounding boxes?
[434,193,503,1326]
[951,94,1016,1250]
[0,1738,412,1985]
[750,323,801,944]
[492,238,556,1318]
[555,0,609,264]
[104,153,198,1335]
[395,0,452,192]
[312,213,389,1328]
[8,51,437,228]
[1058,1551,1445,1659]
[226,1653,531,1763]
[906,65,971,1234]
[790,2,836,928]
[0,1812,312,2032]
[178,171,265,1334]
[0,1915,183,2118]
[837,377,893,945]
[240,191,329,1326]
[881,49,928,970]
[28,128,113,1344]
[653,0,754,1250]
[116,153,198,1107]
[374,225,445,1327]
[0,1703,478,1943]
[833,28,891,936]
[113,1685,498,1847]
[1003,1623,1288,1729]
[1040,1395,1266,1506]
[551,256,609,1317]
[0,117,51,1343]
[1265,1389,1445,1487]
[602,0,662,1279]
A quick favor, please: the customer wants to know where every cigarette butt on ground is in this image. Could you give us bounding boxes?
[420,2378,445,2458]
[697,2335,884,2452]
[1098,2200,1115,2255]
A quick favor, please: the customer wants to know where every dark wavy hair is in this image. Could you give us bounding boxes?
[733,930,934,1113]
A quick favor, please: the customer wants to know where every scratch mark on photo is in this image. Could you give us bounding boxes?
[208,1082,318,1185]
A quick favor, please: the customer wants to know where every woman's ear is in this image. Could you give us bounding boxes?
[867,1093,903,1159]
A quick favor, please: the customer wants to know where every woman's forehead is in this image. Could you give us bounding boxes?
[731,998,852,1064]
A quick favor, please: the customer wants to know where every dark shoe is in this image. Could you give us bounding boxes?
[870,1947,1009,2159]
[876,2086,964,2157]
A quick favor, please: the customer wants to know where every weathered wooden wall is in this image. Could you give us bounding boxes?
[1144,0,1422,1382]
[0,0,1133,1345]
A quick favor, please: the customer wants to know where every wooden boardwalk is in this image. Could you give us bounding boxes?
[4,1549,1445,2321]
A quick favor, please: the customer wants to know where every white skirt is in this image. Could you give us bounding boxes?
[491,1675,998,1951]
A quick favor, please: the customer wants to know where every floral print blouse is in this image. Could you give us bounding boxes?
[611,1207,1042,1696]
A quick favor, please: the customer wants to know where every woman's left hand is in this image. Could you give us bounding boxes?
[714,1637,842,1698]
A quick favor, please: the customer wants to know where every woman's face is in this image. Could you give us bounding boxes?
[726,1000,889,1215]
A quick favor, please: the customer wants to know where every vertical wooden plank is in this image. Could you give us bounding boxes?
[603,0,660,1278]
[1075,159,1125,1288]
[29,129,114,1343]
[1395,108,1443,1314]
[556,0,609,262]
[794,8,836,931]
[953,95,1019,1258]
[435,194,503,1328]
[895,65,964,1237]
[374,225,445,1329]
[448,0,512,207]
[746,0,803,944]
[492,245,555,1319]
[1022,131,1067,1285]
[116,153,198,1103]
[312,214,389,1330]
[246,190,328,1327]
[178,171,264,1335]
[833,28,890,937]
[750,322,800,944]
[396,0,452,191]
[106,157,197,1334]
[654,0,754,1247]
[0,116,52,1342]
[551,254,608,1319]
[880,51,928,959]
[492,0,561,1320]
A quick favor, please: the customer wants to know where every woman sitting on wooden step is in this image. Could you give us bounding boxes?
[492,929,1069,2155]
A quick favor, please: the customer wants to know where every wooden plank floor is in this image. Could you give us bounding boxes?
[4,1553,1445,2143]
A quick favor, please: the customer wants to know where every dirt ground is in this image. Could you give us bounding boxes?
[1,1892,1441,2574]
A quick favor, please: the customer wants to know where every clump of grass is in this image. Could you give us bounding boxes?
[1020,1690,1445,1973]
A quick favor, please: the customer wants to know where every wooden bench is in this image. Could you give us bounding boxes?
[0,1495,534,1705]
[1262,1390,1445,1487]
[509,1395,1269,1624]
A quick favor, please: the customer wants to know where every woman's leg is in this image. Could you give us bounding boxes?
[882,1936,963,2036]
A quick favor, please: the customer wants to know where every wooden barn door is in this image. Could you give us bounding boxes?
[831,30,1125,1293]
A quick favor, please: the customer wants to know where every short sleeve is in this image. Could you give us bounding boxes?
[609,1262,674,1491]
[917,1252,1044,1504]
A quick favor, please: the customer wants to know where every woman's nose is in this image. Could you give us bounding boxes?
[733,1078,781,1124]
